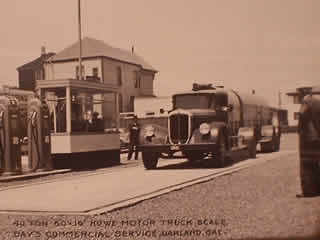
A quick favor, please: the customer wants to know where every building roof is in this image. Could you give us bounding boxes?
[286,86,315,96]
[17,52,55,71]
[0,85,34,96]
[48,37,157,72]
[286,92,298,96]
[311,86,320,94]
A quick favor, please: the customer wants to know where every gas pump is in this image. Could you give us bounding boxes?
[0,96,22,176]
[27,96,52,171]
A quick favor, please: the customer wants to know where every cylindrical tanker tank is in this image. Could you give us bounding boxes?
[229,90,272,128]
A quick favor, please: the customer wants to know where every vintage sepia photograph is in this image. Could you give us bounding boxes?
[0,1,319,239]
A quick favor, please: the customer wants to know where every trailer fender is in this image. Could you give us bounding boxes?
[238,127,255,141]
[261,125,274,137]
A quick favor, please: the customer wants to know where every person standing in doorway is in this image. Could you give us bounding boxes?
[128,115,140,160]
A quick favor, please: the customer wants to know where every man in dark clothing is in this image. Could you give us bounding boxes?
[128,115,140,160]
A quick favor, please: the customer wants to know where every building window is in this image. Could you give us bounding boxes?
[293,95,301,104]
[294,112,300,120]
[92,68,99,78]
[134,71,140,88]
[119,93,123,113]
[42,67,46,80]
[76,66,79,79]
[130,96,135,111]
[35,68,46,80]
[35,71,40,80]
[117,67,122,86]
[138,78,142,88]
[85,67,100,82]
[76,65,85,80]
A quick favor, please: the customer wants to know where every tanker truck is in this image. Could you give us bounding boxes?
[298,86,320,196]
[138,83,281,169]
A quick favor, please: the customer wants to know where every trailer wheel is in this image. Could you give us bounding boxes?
[142,152,159,170]
[215,134,227,168]
[261,139,276,153]
[300,161,320,196]
[275,137,280,152]
[260,142,268,152]
[248,139,257,158]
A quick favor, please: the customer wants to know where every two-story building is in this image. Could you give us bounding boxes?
[17,47,55,91]
[44,37,157,112]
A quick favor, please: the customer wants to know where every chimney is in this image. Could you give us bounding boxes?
[131,46,134,54]
[41,46,46,56]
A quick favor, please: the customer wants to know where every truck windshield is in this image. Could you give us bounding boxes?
[174,94,213,109]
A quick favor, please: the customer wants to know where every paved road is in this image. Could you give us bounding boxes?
[0,150,294,215]
[0,133,319,240]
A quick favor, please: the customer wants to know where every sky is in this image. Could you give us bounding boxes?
[1,0,320,107]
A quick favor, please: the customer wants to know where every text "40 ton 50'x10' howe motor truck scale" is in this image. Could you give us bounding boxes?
[138,83,281,169]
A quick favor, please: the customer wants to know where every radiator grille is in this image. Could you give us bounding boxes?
[169,114,189,144]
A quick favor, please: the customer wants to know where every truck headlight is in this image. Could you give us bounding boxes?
[145,125,155,137]
[200,123,210,135]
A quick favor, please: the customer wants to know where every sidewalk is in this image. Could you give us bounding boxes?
[0,152,133,183]
[0,156,72,182]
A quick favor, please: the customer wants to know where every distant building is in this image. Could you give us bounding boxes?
[120,95,172,129]
[134,96,172,117]
[276,108,288,127]
[43,37,158,112]
[286,86,314,126]
[16,47,55,91]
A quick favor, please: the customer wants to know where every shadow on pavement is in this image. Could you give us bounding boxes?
[155,150,269,170]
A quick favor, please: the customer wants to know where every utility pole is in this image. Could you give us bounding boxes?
[78,0,82,80]
[278,91,282,108]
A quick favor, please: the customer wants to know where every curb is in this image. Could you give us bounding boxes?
[0,169,72,183]
[0,152,129,183]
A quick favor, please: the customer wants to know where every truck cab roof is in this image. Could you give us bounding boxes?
[174,87,269,107]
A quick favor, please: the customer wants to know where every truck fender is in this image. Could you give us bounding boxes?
[189,122,227,145]
[209,121,227,134]
[238,127,255,141]
[209,122,228,147]
[138,123,168,145]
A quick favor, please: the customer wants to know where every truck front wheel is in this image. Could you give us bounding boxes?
[214,134,227,168]
[300,161,320,196]
[142,152,159,170]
